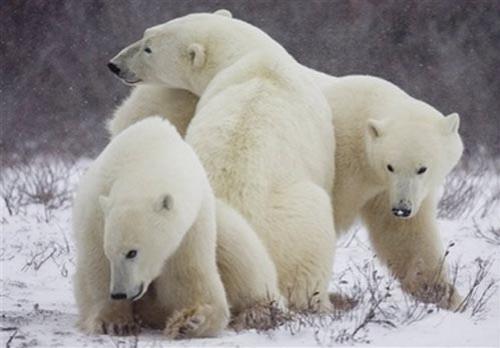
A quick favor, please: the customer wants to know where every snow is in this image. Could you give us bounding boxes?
[1,160,499,347]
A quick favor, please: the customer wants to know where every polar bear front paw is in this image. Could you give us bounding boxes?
[164,305,211,339]
[439,284,463,311]
[230,300,288,332]
[82,304,140,336]
[98,320,140,336]
[409,280,463,311]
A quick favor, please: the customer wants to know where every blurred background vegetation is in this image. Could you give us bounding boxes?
[1,0,499,163]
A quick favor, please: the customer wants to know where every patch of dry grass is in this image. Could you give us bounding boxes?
[236,252,497,344]
[439,158,500,219]
[1,157,75,222]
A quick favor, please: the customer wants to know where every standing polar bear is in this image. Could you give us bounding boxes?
[108,11,337,311]
[324,75,463,309]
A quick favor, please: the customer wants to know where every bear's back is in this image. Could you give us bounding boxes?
[98,117,203,190]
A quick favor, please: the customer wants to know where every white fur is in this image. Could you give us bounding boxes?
[324,75,464,309]
[73,117,229,337]
[107,86,198,138]
[215,199,285,313]
[110,11,337,311]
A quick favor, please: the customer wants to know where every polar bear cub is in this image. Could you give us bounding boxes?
[73,117,230,338]
[108,11,337,311]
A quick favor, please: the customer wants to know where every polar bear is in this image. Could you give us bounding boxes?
[73,117,231,338]
[108,11,336,311]
[323,75,463,309]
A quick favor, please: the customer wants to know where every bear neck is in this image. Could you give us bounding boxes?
[186,29,291,96]
[195,49,294,103]
[335,117,387,197]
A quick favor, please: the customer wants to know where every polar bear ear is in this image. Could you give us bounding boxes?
[99,195,111,215]
[213,9,233,18]
[367,119,385,139]
[155,194,174,212]
[441,113,460,134]
[188,43,206,68]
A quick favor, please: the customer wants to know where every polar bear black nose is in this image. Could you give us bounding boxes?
[392,208,411,217]
[107,62,121,76]
[110,292,127,300]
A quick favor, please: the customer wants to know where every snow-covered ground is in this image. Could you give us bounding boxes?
[1,159,499,347]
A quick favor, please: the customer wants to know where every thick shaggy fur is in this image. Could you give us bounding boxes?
[107,86,197,138]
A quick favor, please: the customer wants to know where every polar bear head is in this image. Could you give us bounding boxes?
[366,100,463,219]
[107,9,279,94]
[99,193,187,301]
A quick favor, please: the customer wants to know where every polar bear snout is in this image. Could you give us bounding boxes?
[108,40,144,85]
[107,62,121,76]
[107,59,142,85]
[109,259,147,301]
[110,292,126,300]
[110,281,145,301]
[391,198,413,218]
[388,176,426,219]
[391,203,412,218]
[107,59,126,80]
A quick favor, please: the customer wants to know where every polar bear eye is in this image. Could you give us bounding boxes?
[144,47,152,54]
[417,167,427,175]
[387,164,394,172]
[126,250,138,259]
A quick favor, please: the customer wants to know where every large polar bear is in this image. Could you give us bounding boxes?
[108,11,336,311]
[324,75,463,309]
[73,117,282,338]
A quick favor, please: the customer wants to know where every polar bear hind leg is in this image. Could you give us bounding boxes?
[263,181,336,312]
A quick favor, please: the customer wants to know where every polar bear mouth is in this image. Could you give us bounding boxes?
[124,78,142,85]
[131,282,145,301]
